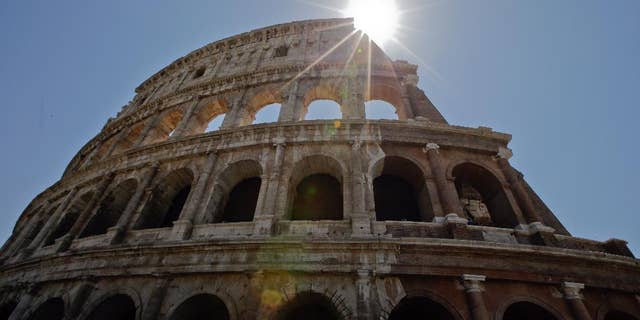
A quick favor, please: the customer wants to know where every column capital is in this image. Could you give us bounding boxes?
[272,138,286,148]
[496,147,513,160]
[461,274,486,293]
[423,143,440,153]
[561,282,585,300]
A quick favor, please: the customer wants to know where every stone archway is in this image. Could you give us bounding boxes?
[502,301,558,320]
[27,298,65,320]
[168,293,230,320]
[274,292,343,320]
[84,294,136,320]
[388,296,455,320]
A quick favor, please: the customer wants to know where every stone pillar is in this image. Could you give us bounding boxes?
[110,164,159,244]
[351,139,371,235]
[561,282,592,320]
[171,152,219,240]
[346,78,365,120]
[57,174,115,253]
[495,147,542,224]
[171,98,201,137]
[102,130,128,159]
[66,279,96,320]
[22,188,79,256]
[141,276,171,320]
[8,283,38,320]
[254,140,286,236]
[221,95,245,129]
[278,82,300,122]
[423,143,464,217]
[355,270,373,320]
[1,204,47,260]
[133,113,162,147]
[461,275,490,320]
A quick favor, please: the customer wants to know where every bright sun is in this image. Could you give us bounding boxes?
[344,0,399,44]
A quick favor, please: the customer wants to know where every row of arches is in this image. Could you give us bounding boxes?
[29,155,523,253]
[7,291,638,320]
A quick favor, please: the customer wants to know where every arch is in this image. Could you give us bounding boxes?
[15,206,51,253]
[80,179,138,237]
[274,292,343,320]
[142,108,185,145]
[288,155,345,221]
[300,81,344,120]
[84,294,136,320]
[604,310,640,320]
[111,122,147,155]
[451,162,518,228]
[168,293,230,320]
[0,299,18,320]
[45,191,95,246]
[253,103,281,124]
[501,301,559,320]
[135,168,194,229]
[388,296,456,320]
[27,297,65,320]
[185,97,229,135]
[204,159,263,224]
[304,100,343,120]
[371,156,433,221]
[365,100,399,120]
[365,80,407,119]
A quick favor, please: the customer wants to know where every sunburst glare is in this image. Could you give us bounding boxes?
[343,0,399,45]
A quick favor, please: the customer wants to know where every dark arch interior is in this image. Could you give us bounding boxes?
[388,296,454,320]
[86,294,136,320]
[80,179,138,238]
[0,300,18,320]
[373,157,432,222]
[219,177,261,223]
[452,163,518,228]
[135,169,193,230]
[606,310,640,320]
[503,301,557,320]
[169,294,229,320]
[275,292,341,320]
[45,192,94,246]
[291,174,343,220]
[28,298,65,320]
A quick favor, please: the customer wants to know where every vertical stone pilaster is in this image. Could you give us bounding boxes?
[562,282,592,320]
[134,113,162,148]
[110,164,159,244]
[8,283,38,320]
[423,143,463,217]
[279,82,300,122]
[355,270,373,320]
[171,151,219,240]
[141,276,171,320]
[221,94,246,129]
[171,97,201,137]
[66,279,96,320]
[2,204,47,260]
[351,139,371,235]
[461,275,489,320]
[57,173,115,253]
[254,140,286,236]
[495,147,542,224]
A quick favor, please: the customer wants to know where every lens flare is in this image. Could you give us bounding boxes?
[344,0,399,44]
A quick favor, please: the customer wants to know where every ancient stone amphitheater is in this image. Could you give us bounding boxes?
[1,18,639,320]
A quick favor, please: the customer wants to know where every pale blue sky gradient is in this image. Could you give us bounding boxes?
[0,1,638,254]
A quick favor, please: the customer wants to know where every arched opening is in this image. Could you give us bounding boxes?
[192,66,206,79]
[17,206,52,252]
[372,157,433,221]
[365,100,398,120]
[142,109,184,144]
[185,98,229,135]
[110,122,146,155]
[80,179,138,237]
[168,294,229,320]
[253,103,281,124]
[0,300,18,320]
[291,174,343,220]
[27,297,65,320]
[45,191,94,246]
[275,292,342,320]
[503,301,558,320]
[135,169,193,229]
[304,100,342,120]
[85,294,136,320]
[219,177,261,222]
[452,163,518,228]
[388,296,454,320]
[605,310,640,320]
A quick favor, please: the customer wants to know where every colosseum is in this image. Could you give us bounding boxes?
[1,18,639,320]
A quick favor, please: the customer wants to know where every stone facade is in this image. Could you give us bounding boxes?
[1,18,639,320]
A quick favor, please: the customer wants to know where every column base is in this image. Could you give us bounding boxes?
[170,220,193,241]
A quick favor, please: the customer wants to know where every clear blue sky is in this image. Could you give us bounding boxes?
[1,1,638,255]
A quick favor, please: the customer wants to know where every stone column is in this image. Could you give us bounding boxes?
[171,97,201,137]
[355,270,373,320]
[141,276,171,320]
[171,152,219,240]
[346,78,365,120]
[461,275,490,320]
[221,94,246,129]
[423,143,464,217]
[8,283,38,320]
[102,130,128,159]
[351,139,371,235]
[254,140,286,236]
[109,164,159,244]
[134,113,162,147]
[57,174,115,253]
[278,82,300,122]
[66,279,96,320]
[1,204,47,260]
[495,147,542,224]
[561,282,592,320]
[22,188,79,256]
